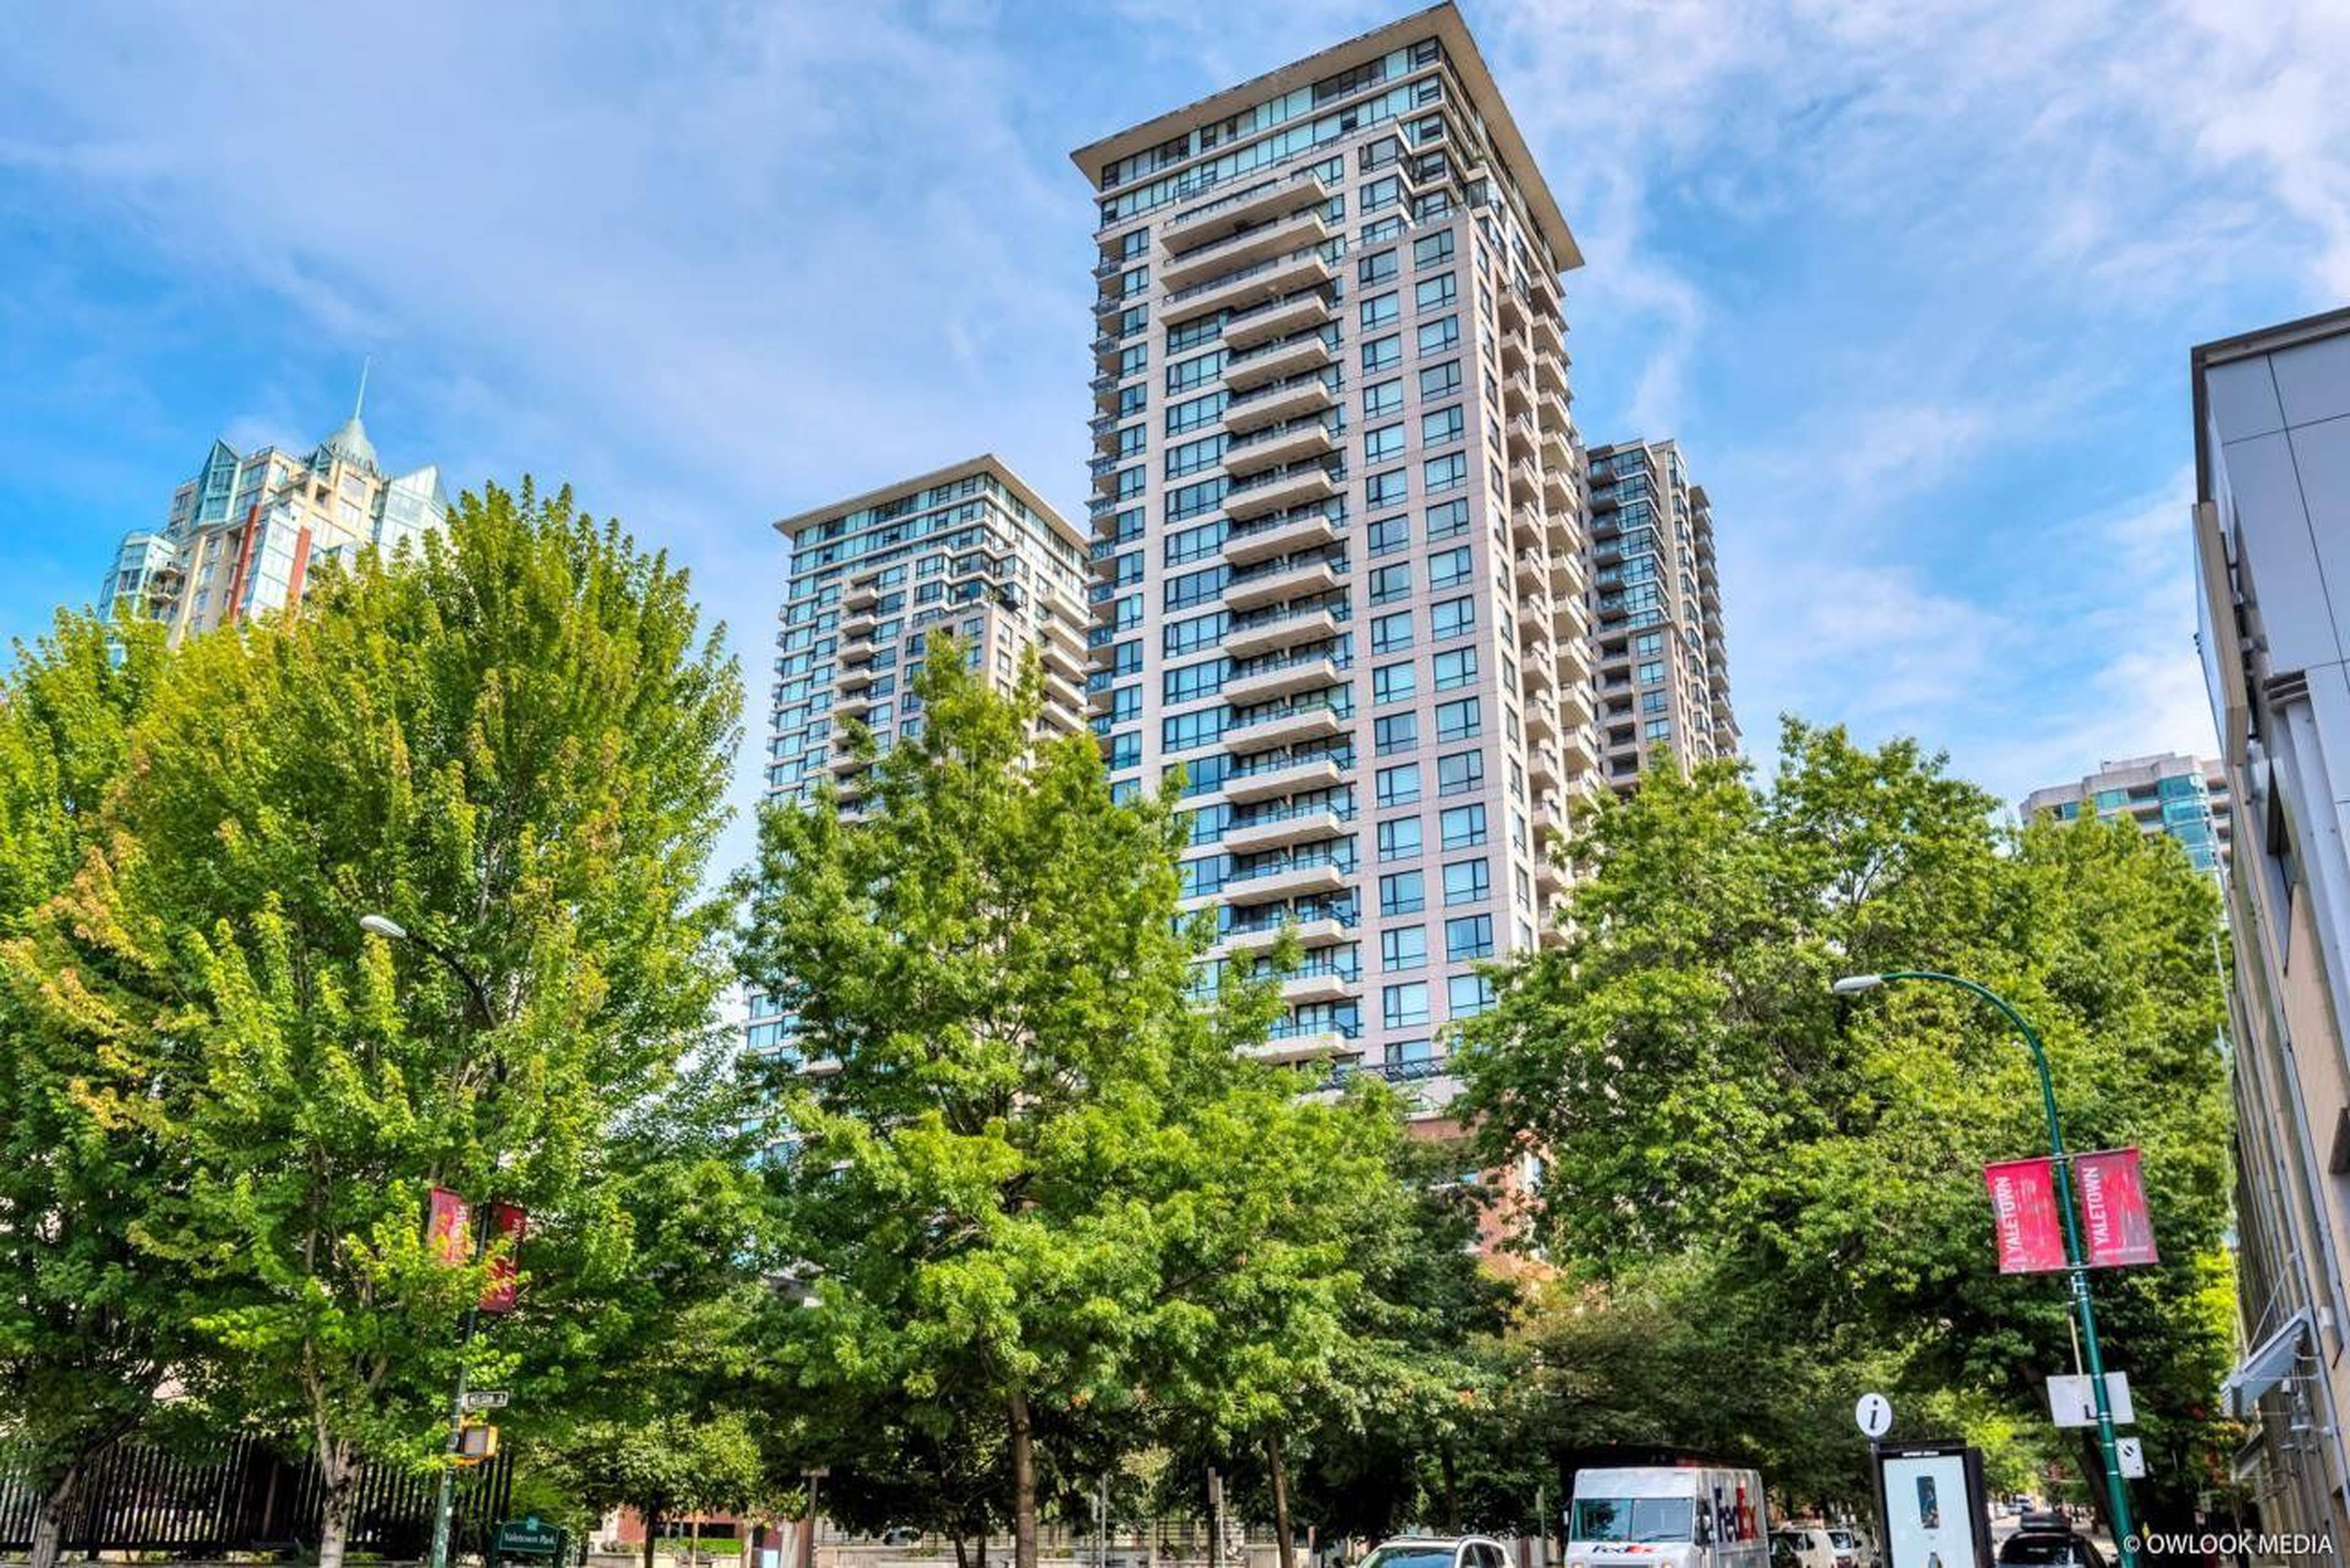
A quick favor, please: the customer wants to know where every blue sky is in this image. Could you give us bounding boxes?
[4,0,2346,866]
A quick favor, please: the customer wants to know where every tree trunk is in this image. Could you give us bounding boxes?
[974,1534,987,1568]
[28,1463,81,1568]
[1265,1433,1296,1568]
[1438,1447,1460,1537]
[644,1510,662,1568]
[316,1441,360,1568]
[1009,1386,1039,1568]
[952,1536,971,1568]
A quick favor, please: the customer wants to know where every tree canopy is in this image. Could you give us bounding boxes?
[1457,722,2235,1526]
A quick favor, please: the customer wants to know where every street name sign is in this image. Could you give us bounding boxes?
[2046,1372,2134,1427]
[463,1389,511,1411]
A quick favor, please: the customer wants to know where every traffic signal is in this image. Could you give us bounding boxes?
[456,1419,499,1465]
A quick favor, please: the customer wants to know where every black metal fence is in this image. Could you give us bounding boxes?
[0,1432,514,1558]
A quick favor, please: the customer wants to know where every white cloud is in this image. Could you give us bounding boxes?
[1,0,2343,845]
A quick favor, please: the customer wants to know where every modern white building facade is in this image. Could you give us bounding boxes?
[2192,305,2350,1548]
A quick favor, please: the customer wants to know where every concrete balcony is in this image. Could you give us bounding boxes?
[1223,375,1336,434]
[1506,416,1540,461]
[1225,332,1333,391]
[1160,210,1333,293]
[1502,371,1534,416]
[1535,349,1569,398]
[1521,645,1557,689]
[839,609,878,639]
[1223,289,1334,351]
[1280,969,1357,1007]
[1042,666,1085,715]
[1542,465,1573,510]
[1223,807,1348,856]
[1225,465,1338,521]
[1245,1028,1353,1064]
[1223,510,1339,567]
[1553,550,1590,599]
[1531,312,1566,358]
[1225,605,1341,659]
[1563,724,1603,774]
[1160,170,1332,252]
[1226,703,1345,752]
[1557,683,1597,730]
[1166,248,1335,322]
[1217,915,1351,957]
[1529,744,1565,792]
[1225,557,1341,611]
[1538,388,1573,434]
[1510,460,1545,506]
[1498,285,1527,331]
[1039,634,1084,681]
[841,580,880,610]
[1524,700,1557,742]
[1225,859,1348,905]
[1223,419,1338,478]
[1223,753,1344,803]
[835,689,876,719]
[1499,333,1529,374]
[1224,655,1344,707]
[1541,427,1573,471]
[839,638,876,668]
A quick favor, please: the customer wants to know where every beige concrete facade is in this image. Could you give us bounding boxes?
[100,393,446,643]
[2193,305,2350,1553]
[1584,438,1734,790]
[1072,2,1600,1110]
[2019,752,2232,876]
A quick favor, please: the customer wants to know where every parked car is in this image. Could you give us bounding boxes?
[1768,1536,1806,1568]
[1360,1534,1514,1568]
[1825,1527,1873,1567]
[1995,1514,2108,1567]
[1768,1528,1848,1568]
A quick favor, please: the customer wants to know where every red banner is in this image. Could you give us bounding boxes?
[1983,1157,2068,1273]
[427,1186,471,1266]
[2074,1148,2158,1267]
[479,1201,528,1313]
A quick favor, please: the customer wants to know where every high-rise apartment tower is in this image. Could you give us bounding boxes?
[744,455,1090,1066]
[1070,2,1600,1105]
[99,376,446,642]
[1584,438,1734,788]
[2018,752,2232,875]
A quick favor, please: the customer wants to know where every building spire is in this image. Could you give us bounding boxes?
[354,355,371,420]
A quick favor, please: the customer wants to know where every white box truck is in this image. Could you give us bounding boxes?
[1567,1464,1770,1568]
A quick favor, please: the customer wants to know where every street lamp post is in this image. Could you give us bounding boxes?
[1832,969,2138,1566]
[363,913,496,1568]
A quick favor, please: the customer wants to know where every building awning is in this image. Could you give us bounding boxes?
[2223,1309,2314,1419]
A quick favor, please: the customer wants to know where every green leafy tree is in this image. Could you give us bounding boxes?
[0,612,179,1568]
[1457,728,2228,1533]
[9,484,741,1568]
[740,641,1398,1568]
[566,1409,775,1568]
[1144,1081,1403,1568]
[1457,721,2234,1529]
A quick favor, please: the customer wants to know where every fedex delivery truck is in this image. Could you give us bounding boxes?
[1567,1464,1770,1568]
